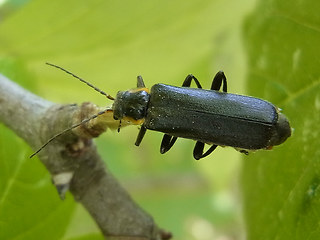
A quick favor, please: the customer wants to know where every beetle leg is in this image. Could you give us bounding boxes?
[211,71,227,92]
[137,75,146,88]
[182,74,203,88]
[117,120,121,132]
[193,141,218,160]
[135,125,147,146]
[159,74,202,155]
[160,134,178,154]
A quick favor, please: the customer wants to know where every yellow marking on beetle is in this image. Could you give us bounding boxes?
[128,88,150,93]
[122,116,145,125]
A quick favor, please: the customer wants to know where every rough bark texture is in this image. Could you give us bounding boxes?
[0,74,171,240]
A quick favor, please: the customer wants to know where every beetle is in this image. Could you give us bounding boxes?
[30,63,291,159]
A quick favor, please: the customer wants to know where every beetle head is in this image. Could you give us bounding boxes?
[113,89,150,121]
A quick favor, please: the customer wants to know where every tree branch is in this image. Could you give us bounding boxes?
[0,74,171,240]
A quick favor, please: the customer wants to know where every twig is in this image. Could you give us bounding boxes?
[0,74,171,240]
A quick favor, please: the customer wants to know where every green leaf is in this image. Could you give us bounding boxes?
[241,0,320,239]
[0,125,75,240]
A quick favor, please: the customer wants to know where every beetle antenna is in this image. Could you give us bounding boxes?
[30,108,113,158]
[46,62,115,101]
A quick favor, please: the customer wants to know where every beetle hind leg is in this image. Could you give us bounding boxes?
[160,134,178,154]
[193,141,218,160]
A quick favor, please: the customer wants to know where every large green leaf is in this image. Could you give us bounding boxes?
[242,0,320,239]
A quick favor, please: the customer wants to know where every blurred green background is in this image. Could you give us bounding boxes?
[1,0,319,239]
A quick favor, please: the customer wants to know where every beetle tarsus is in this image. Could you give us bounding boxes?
[211,71,227,92]
[182,74,203,88]
[240,149,249,155]
[193,141,218,160]
[160,134,177,154]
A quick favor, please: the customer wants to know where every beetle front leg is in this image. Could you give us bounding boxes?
[193,142,218,160]
[211,71,227,92]
[137,75,146,88]
[134,76,148,146]
[135,125,147,146]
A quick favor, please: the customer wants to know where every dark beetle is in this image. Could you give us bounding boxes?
[112,71,291,159]
[31,64,291,159]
